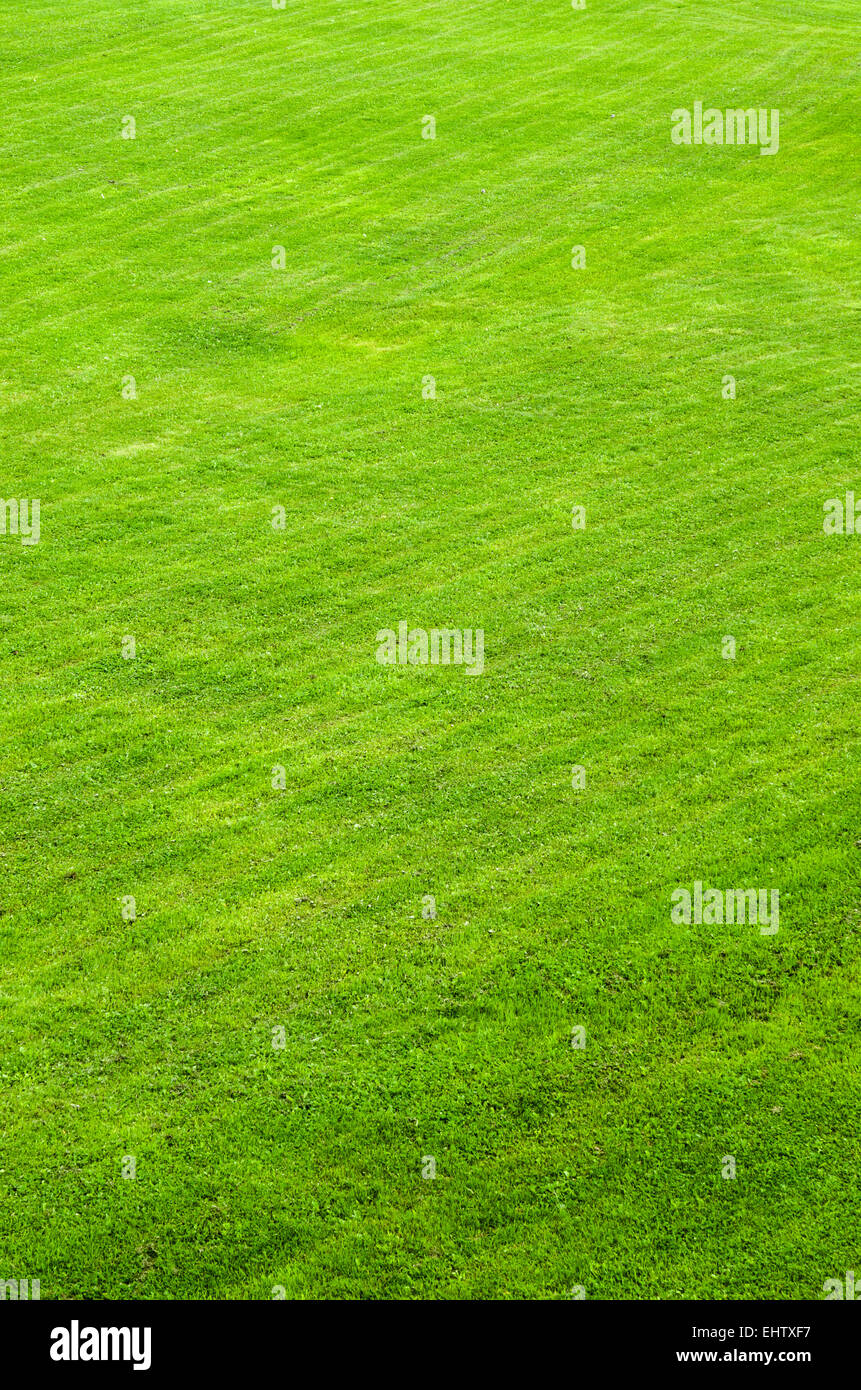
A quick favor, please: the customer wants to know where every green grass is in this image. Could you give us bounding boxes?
[0,0,858,1300]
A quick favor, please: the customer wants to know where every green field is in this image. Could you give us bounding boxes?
[0,0,858,1300]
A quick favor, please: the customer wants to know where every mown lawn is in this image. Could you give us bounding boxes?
[0,0,858,1299]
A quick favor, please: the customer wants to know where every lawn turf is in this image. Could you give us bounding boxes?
[0,0,858,1299]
